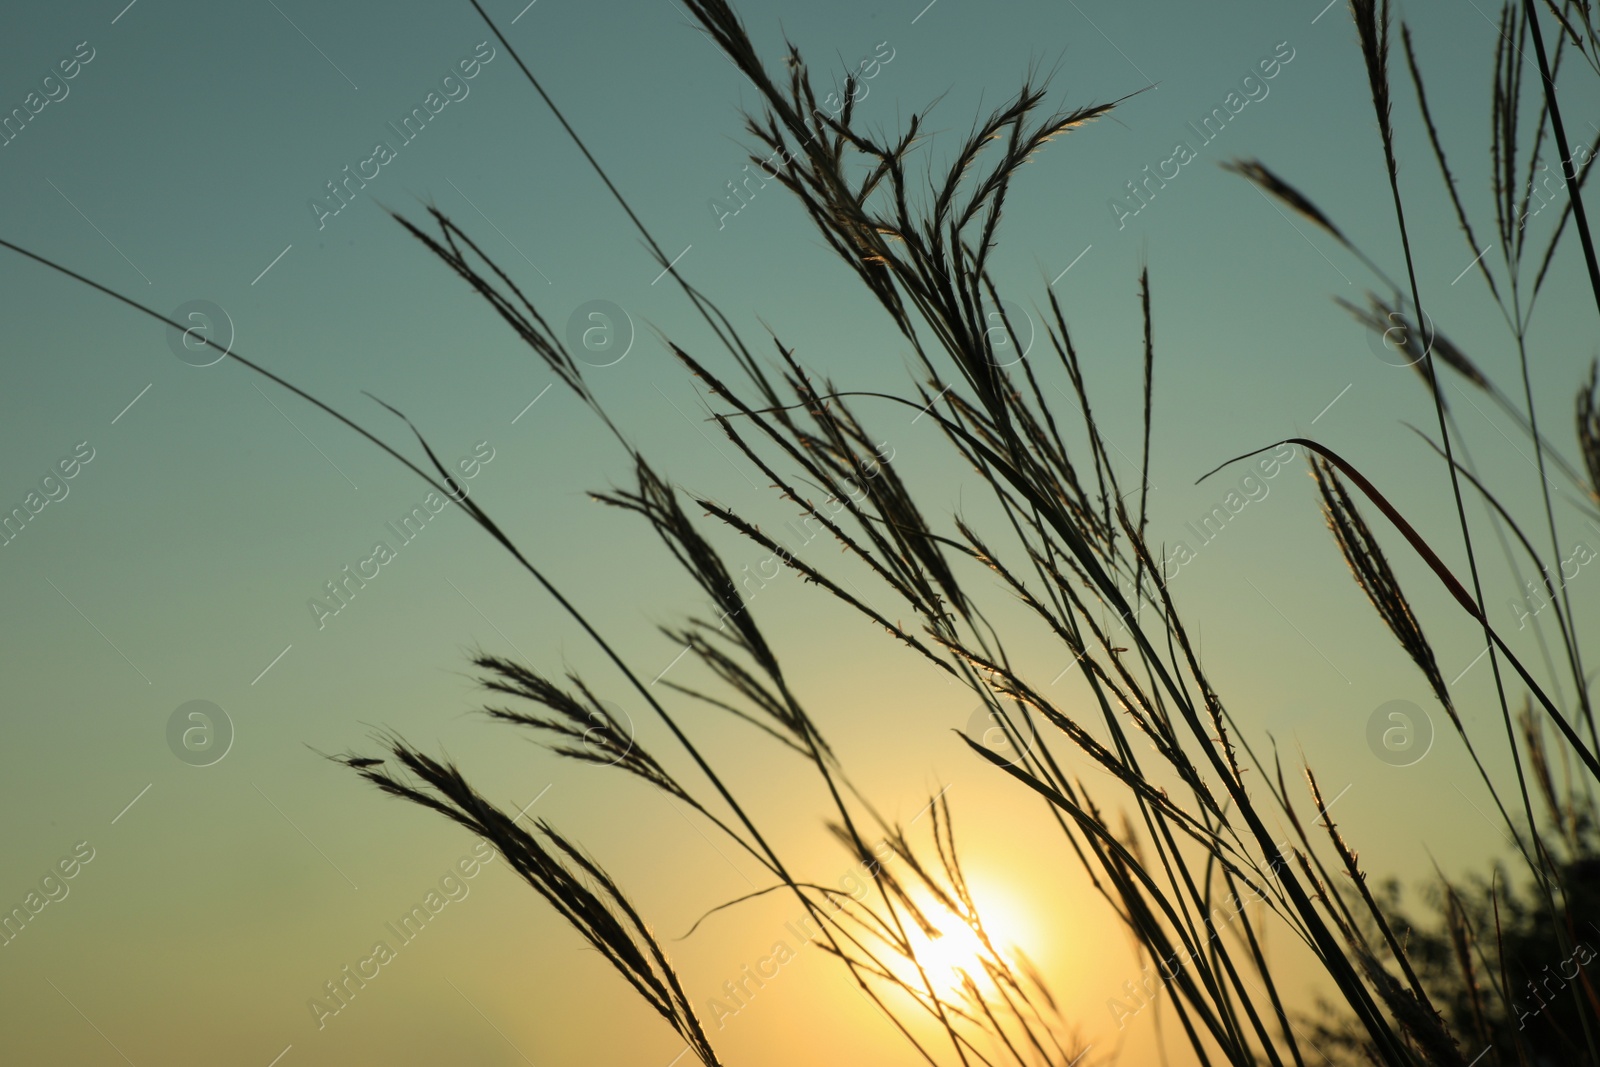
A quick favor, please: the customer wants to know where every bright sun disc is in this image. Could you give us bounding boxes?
[895,882,1038,998]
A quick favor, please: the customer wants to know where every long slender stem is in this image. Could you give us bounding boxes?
[1522,0,1600,318]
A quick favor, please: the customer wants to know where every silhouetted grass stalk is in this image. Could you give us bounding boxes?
[5,0,1600,1063]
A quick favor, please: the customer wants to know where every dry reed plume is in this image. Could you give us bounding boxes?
[2,0,1599,1063]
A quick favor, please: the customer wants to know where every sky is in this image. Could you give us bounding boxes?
[1,0,1597,1065]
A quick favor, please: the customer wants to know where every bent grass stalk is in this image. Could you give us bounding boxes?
[3,0,1600,1064]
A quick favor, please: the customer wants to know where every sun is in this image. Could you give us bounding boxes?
[904,918,991,996]
[894,882,1039,1000]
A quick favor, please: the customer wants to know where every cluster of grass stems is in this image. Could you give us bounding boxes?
[7,0,1600,1063]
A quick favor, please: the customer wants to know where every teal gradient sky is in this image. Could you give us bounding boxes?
[1,0,1597,1064]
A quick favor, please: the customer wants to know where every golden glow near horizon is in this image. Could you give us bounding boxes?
[3,2,1589,1065]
